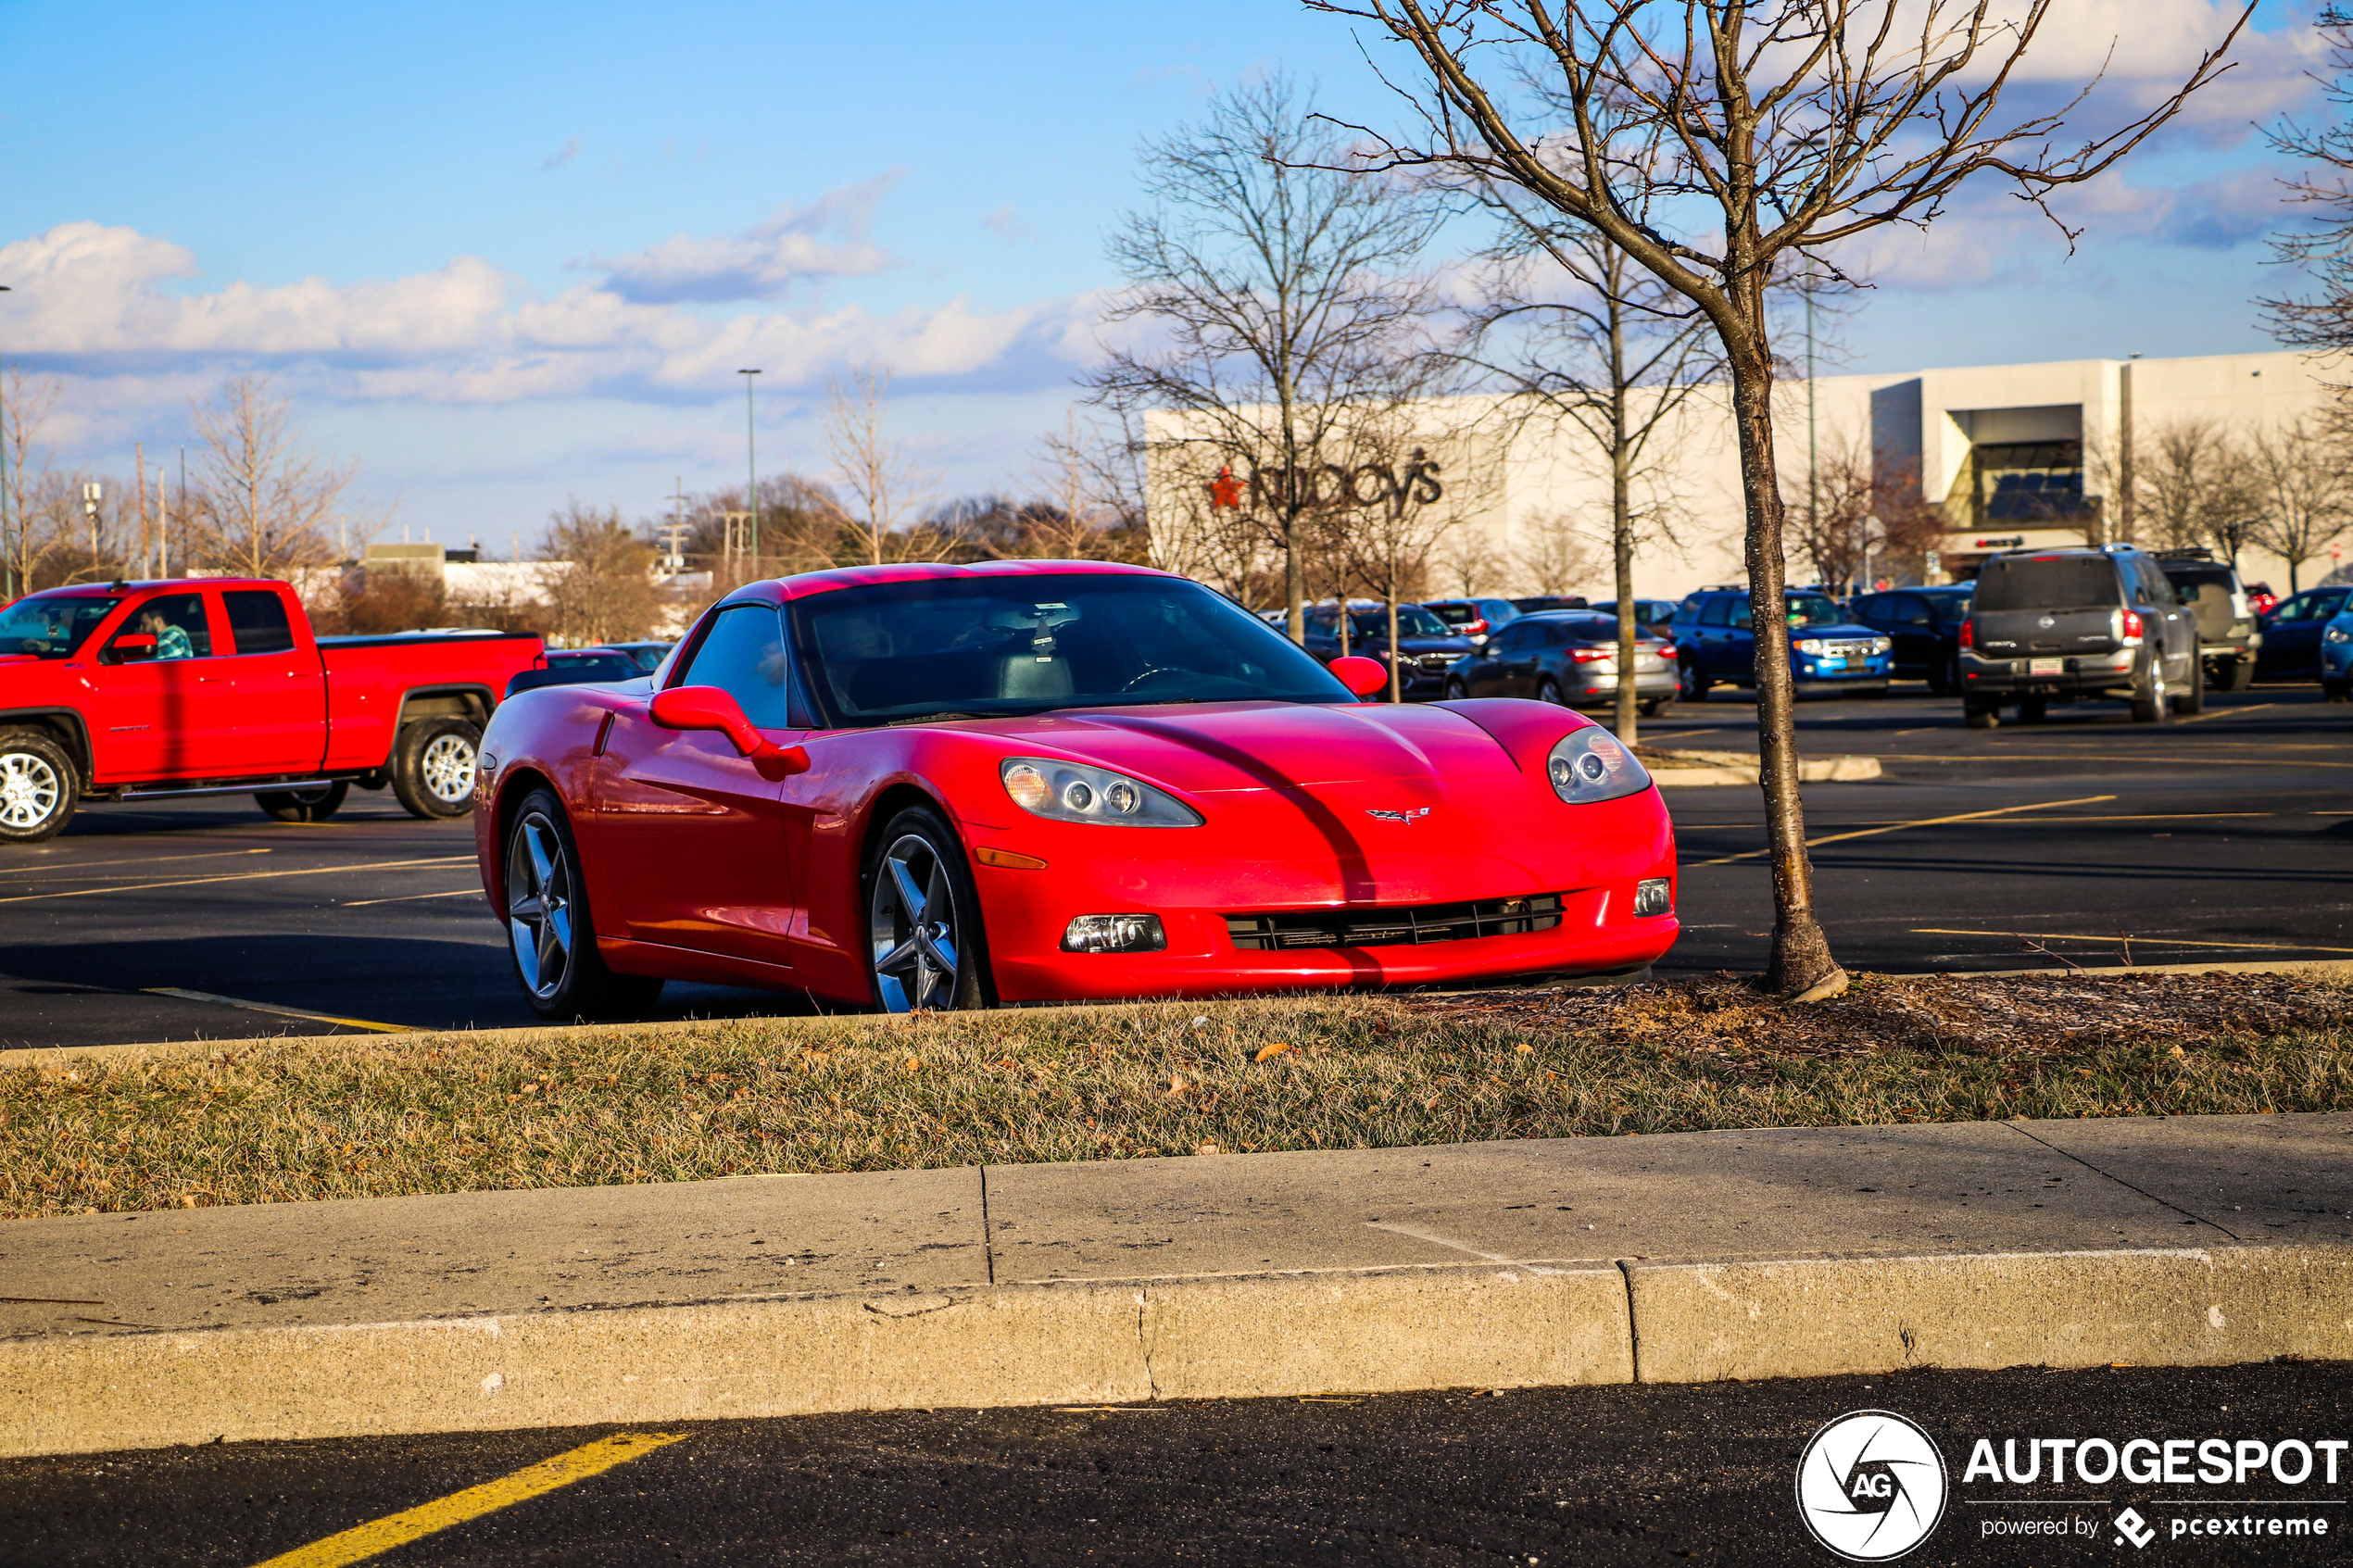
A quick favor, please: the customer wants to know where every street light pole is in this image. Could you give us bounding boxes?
[738,369,761,576]
[0,283,13,599]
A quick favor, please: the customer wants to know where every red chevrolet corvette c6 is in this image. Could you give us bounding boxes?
[472,560,1678,1017]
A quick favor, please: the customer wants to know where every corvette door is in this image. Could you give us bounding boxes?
[590,603,804,970]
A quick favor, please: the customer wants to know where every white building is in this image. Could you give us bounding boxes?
[1147,348,2350,603]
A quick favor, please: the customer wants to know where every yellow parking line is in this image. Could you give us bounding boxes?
[1689,795,2115,867]
[145,988,415,1034]
[344,887,483,908]
[2174,702,2277,726]
[248,1432,688,1568]
[0,855,474,906]
[0,847,272,880]
[1914,929,2353,957]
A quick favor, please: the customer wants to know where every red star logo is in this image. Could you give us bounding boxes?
[1205,466,1243,510]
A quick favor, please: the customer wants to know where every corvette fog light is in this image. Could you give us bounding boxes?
[1633,878,1672,918]
[1063,914,1167,953]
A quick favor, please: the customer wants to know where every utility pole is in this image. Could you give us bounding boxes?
[135,443,148,579]
[178,445,188,578]
[738,368,761,576]
[668,476,687,574]
[82,481,102,572]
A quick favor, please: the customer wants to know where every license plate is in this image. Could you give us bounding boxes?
[2030,658,2063,675]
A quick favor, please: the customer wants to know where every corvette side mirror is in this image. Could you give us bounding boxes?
[1328,655,1389,699]
[649,685,809,774]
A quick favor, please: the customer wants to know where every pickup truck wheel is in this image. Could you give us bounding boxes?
[392,718,482,820]
[256,782,349,823]
[504,788,665,1020]
[0,728,77,844]
[2170,653,2205,716]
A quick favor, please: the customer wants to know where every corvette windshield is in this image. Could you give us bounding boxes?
[0,594,122,659]
[792,574,1354,725]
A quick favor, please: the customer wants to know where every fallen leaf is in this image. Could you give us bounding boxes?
[1167,1074,1186,1096]
[905,1057,919,1072]
[1254,1042,1292,1063]
[1515,1043,1533,1053]
[1195,1142,1220,1156]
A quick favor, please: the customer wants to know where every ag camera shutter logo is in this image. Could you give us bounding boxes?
[1796,1410,1949,1561]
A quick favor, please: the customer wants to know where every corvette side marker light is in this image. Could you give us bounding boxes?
[975,847,1049,870]
[1063,914,1167,953]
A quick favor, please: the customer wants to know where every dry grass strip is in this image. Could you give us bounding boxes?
[3,970,2347,1220]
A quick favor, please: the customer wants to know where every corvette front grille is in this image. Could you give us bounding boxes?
[1225,893,1565,951]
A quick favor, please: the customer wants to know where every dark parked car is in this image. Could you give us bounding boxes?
[1301,602,1473,698]
[1958,546,2201,727]
[2253,584,2353,683]
[503,647,648,699]
[1422,596,1521,648]
[598,640,677,674]
[1510,595,1589,614]
[1669,587,1892,701]
[1850,584,1974,693]
[2154,549,2259,691]
[1443,611,1676,715]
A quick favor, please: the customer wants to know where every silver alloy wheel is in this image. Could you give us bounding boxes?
[421,733,477,805]
[869,832,961,1012]
[0,751,62,832]
[506,810,574,1003]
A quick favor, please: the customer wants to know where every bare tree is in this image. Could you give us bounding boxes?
[1788,432,1944,596]
[1433,525,1509,595]
[1463,213,1718,739]
[538,500,667,646]
[1088,73,1446,643]
[186,375,356,579]
[1312,0,2252,997]
[2264,6,2353,354]
[824,365,942,566]
[2247,417,2353,592]
[2133,417,2260,560]
[1514,508,1601,594]
[2,368,63,597]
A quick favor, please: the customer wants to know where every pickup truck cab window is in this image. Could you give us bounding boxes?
[1,594,122,659]
[222,590,297,655]
[104,593,214,662]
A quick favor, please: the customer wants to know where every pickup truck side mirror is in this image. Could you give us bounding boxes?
[1327,655,1390,698]
[107,633,158,663]
[649,684,810,774]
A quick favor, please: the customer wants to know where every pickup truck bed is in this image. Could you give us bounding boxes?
[0,577,545,841]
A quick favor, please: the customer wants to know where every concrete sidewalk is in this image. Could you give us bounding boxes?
[5,1113,2351,1457]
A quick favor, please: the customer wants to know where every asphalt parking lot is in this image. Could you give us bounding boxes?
[6,1361,2348,1566]
[0,684,2345,1050]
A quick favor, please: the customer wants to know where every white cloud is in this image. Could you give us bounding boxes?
[590,170,907,303]
[0,213,1097,409]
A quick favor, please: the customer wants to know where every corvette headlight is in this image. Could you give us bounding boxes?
[1000,758,1202,827]
[1546,728,1651,805]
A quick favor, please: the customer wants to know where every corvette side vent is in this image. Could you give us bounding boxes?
[1225,893,1565,951]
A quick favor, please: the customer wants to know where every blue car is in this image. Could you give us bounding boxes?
[2323,605,2352,703]
[1670,586,1894,701]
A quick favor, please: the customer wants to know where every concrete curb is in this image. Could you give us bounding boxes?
[1641,748,1883,786]
[4,1246,2341,1458]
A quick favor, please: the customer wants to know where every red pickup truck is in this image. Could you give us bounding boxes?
[0,577,546,842]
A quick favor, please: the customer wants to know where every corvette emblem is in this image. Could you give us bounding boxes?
[1366,807,1431,823]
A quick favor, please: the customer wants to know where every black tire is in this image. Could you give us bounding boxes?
[502,788,665,1020]
[1927,654,1958,696]
[2224,656,2256,693]
[1536,677,1566,706]
[2323,678,2350,705]
[391,717,482,820]
[1964,701,1999,730]
[2130,659,2170,723]
[2015,696,2047,724]
[1443,679,1469,700]
[0,727,78,844]
[1638,696,1669,718]
[255,781,349,823]
[1677,659,1710,702]
[863,804,990,1013]
[2171,652,2205,716]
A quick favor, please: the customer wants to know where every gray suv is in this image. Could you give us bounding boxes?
[1958,546,2202,728]
[2154,549,2260,691]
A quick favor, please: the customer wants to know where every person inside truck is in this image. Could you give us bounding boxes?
[134,604,198,660]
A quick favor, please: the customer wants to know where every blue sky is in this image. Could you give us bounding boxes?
[0,0,2330,556]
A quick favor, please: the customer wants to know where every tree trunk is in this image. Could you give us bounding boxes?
[1612,423,1638,742]
[1387,576,1403,704]
[1726,345,1842,997]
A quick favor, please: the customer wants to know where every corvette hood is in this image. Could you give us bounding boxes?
[952,701,1527,793]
